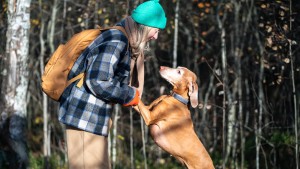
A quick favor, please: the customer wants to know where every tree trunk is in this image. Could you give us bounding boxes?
[141,117,148,169]
[254,6,265,169]
[217,7,228,168]
[38,1,51,165]
[111,105,120,169]
[3,0,31,167]
[39,10,48,157]
[256,55,264,169]
[289,0,299,168]
[232,1,241,168]
[60,0,67,42]
[5,0,31,118]
[130,108,134,169]
[172,0,179,68]
[48,0,58,53]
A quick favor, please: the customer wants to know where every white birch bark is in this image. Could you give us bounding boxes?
[217,8,228,168]
[141,117,148,169]
[172,0,179,68]
[48,0,58,53]
[253,8,265,169]
[232,1,241,167]
[111,105,120,169]
[4,0,31,167]
[288,1,299,168]
[41,21,48,155]
[60,0,67,42]
[130,108,134,169]
[38,7,51,159]
[5,0,31,117]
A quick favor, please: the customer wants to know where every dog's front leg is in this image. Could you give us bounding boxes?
[137,101,152,126]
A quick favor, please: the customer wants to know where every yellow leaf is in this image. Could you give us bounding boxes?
[104,18,110,25]
[118,135,124,140]
[266,37,273,47]
[34,117,43,124]
[266,25,272,33]
[31,19,39,26]
[276,76,282,84]
[261,4,267,8]
[205,8,210,13]
[283,58,290,63]
[198,2,204,8]
[283,24,288,31]
[159,159,166,164]
[279,10,285,16]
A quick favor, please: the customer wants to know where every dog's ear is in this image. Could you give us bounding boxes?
[188,80,198,108]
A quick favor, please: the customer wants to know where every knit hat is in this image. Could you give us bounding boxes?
[131,0,167,29]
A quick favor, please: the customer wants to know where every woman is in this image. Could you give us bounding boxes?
[58,0,167,168]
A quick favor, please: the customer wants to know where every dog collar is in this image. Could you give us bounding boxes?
[172,92,189,105]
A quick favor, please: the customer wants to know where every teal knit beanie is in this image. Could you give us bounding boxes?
[131,0,167,29]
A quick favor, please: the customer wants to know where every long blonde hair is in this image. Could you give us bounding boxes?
[125,17,152,59]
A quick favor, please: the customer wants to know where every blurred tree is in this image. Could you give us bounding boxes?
[1,0,32,168]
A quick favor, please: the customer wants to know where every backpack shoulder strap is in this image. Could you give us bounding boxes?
[99,25,128,39]
[99,26,130,51]
[111,26,128,39]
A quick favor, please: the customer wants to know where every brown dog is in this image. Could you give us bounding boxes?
[136,66,214,169]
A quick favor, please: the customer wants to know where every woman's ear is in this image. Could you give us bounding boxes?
[188,81,199,108]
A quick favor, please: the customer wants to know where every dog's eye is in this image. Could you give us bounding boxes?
[177,70,181,74]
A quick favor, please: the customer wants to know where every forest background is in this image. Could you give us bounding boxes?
[0,0,299,169]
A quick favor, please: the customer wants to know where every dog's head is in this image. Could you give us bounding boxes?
[159,66,199,108]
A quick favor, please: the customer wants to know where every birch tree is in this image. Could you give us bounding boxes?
[111,105,120,169]
[38,0,51,164]
[2,0,31,167]
[216,2,228,167]
[254,6,265,169]
[172,0,179,68]
[289,0,299,167]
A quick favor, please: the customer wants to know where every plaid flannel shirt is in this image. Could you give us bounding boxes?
[59,25,135,136]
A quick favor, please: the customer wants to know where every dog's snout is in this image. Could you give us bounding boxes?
[160,66,167,70]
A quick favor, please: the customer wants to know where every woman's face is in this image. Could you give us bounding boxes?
[147,28,160,41]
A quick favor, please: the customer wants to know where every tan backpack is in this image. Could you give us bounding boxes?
[41,26,128,101]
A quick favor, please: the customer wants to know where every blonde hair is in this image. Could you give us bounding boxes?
[124,17,152,59]
[130,23,151,59]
